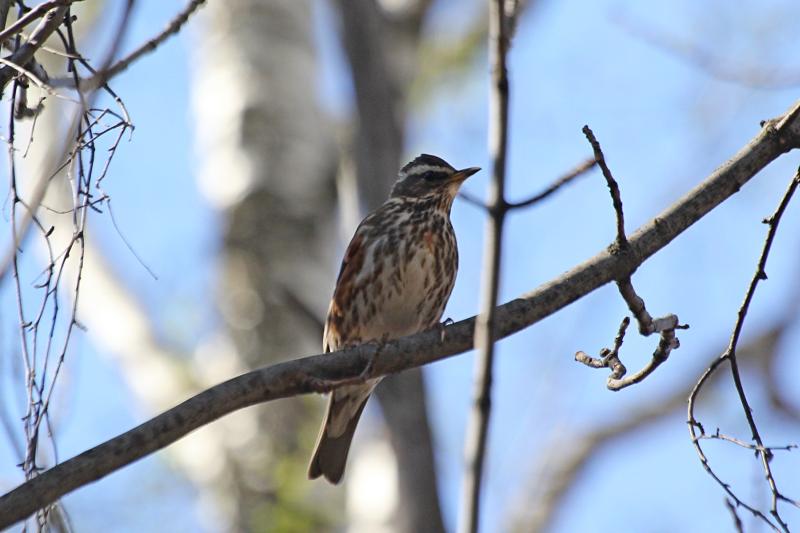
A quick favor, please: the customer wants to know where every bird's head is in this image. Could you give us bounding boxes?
[389,154,480,200]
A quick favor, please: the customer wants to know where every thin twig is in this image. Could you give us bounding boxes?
[576,302,682,392]
[459,0,510,531]
[49,0,207,91]
[0,2,134,285]
[687,360,779,530]
[608,323,678,390]
[688,167,800,533]
[697,430,798,454]
[459,156,596,211]
[575,317,629,381]
[0,57,56,95]
[576,314,682,391]
[724,170,800,529]
[506,157,596,209]
[725,498,745,533]
[582,125,626,247]
[617,277,653,334]
[458,189,489,210]
[516,324,788,533]
[2,3,136,527]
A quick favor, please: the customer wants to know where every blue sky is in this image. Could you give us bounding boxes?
[2,1,800,531]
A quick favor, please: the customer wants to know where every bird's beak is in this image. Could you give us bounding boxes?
[450,167,481,183]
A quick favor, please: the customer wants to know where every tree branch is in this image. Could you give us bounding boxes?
[0,3,69,93]
[1,99,799,529]
[506,157,596,209]
[576,126,687,390]
[582,125,627,247]
[459,157,596,211]
[460,0,511,530]
[688,166,800,532]
[515,323,788,532]
[50,0,207,92]
[0,0,68,44]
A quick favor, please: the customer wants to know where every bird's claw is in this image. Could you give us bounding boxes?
[438,318,454,342]
[358,335,390,380]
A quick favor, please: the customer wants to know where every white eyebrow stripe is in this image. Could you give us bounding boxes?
[406,164,451,175]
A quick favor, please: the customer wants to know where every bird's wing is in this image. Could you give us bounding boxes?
[323,225,368,353]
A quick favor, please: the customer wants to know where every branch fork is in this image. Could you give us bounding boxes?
[576,126,688,390]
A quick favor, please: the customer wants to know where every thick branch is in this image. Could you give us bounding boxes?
[0,0,67,44]
[1,100,799,528]
[0,3,69,93]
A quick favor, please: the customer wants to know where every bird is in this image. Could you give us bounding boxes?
[308,154,480,484]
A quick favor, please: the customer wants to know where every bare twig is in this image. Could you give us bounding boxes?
[0,1,135,285]
[576,313,682,391]
[51,0,207,91]
[457,189,489,210]
[688,167,800,533]
[516,324,787,533]
[577,127,686,390]
[608,320,679,390]
[459,0,510,531]
[726,498,745,533]
[617,276,653,333]
[0,57,56,95]
[582,125,626,247]
[506,157,596,209]
[575,316,629,381]
[618,276,689,336]
[459,157,596,211]
[697,430,798,454]
[1,99,800,529]
[1,3,136,528]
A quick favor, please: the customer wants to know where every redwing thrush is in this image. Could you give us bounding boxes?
[308,154,480,484]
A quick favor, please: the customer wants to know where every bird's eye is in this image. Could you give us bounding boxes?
[422,171,438,182]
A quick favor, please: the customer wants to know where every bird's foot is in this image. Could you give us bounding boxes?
[358,334,391,380]
[438,318,454,342]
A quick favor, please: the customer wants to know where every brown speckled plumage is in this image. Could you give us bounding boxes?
[308,154,480,484]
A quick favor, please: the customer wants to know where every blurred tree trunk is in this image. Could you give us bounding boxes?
[192,0,339,529]
[334,1,446,532]
[194,0,445,531]
[193,0,449,529]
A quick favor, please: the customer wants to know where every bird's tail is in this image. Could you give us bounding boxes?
[307,392,369,484]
